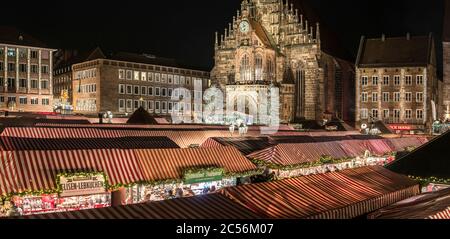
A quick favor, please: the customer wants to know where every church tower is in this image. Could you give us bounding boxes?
[211,0,323,124]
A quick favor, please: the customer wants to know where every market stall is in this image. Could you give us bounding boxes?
[368,187,450,219]
[11,193,262,219]
[247,141,392,179]
[219,166,420,219]
[0,146,259,216]
[123,147,260,204]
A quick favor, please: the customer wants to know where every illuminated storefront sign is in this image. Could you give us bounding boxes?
[183,168,224,185]
[389,125,413,131]
[58,173,107,197]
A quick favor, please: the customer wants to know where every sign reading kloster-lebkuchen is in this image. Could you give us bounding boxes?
[58,173,107,197]
[184,168,224,185]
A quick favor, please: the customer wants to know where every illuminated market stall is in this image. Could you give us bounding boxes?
[0,147,259,216]
[368,187,450,219]
[122,147,260,204]
[247,138,425,179]
[219,166,420,219]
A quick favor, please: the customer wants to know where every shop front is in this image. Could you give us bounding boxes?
[124,168,238,204]
[389,124,426,135]
[1,172,111,217]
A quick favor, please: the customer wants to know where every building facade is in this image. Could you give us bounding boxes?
[355,34,439,134]
[443,0,450,121]
[0,27,55,112]
[72,49,210,122]
[211,0,353,124]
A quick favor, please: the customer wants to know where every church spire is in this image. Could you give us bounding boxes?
[316,22,321,47]
[215,31,218,49]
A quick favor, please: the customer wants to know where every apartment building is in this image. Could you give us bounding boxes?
[355,34,439,134]
[72,48,210,122]
[0,27,55,112]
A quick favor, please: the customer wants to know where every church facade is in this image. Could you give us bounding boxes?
[211,0,347,124]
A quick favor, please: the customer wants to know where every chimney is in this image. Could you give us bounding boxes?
[381,34,385,41]
[406,32,411,40]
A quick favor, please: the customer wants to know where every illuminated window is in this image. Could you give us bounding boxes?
[255,54,263,81]
[394,75,400,85]
[119,69,125,79]
[405,109,412,119]
[361,92,368,102]
[416,75,423,85]
[383,109,389,119]
[372,92,378,102]
[361,76,368,86]
[7,48,16,57]
[118,84,125,94]
[405,75,412,85]
[394,92,400,102]
[383,76,389,85]
[360,109,368,119]
[416,92,423,102]
[240,55,251,82]
[416,109,423,120]
[382,92,389,102]
[405,92,412,102]
[372,76,378,85]
[371,109,379,118]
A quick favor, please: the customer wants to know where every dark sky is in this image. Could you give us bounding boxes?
[3,0,445,71]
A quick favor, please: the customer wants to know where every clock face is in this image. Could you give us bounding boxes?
[239,21,250,33]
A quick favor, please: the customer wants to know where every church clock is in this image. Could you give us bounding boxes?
[239,20,250,33]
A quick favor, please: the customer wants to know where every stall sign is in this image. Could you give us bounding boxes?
[58,173,107,197]
[184,168,224,185]
[389,125,413,130]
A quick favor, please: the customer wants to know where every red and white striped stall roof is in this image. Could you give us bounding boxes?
[13,193,262,219]
[0,136,180,151]
[0,127,262,148]
[0,149,145,197]
[135,147,257,182]
[0,147,256,197]
[219,166,420,219]
[364,139,395,156]
[368,187,450,219]
[247,142,349,166]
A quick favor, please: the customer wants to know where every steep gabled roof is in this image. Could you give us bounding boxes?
[0,26,50,49]
[249,19,277,49]
[387,130,450,179]
[127,107,159,125]
[356,34,434,68]
[445,0,450,42]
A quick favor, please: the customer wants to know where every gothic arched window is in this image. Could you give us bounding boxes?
[255,54,263,82]
[266,58,274,81]
[240,55,251,82]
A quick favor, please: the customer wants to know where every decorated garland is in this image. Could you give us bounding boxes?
[251,155,357,171]
[408,175,450,187]
[0,167,262,201]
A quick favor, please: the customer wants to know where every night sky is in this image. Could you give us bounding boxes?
[3,0,445,71]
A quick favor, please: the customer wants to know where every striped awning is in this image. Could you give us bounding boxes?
[368,187,450,219]
[13,194,262,219]
[0,149,145,197]
[200,137,273,155]
[247,142,349,166]
[135,147,257,182]
[387,137,423,152]
[364,139,395,156]
[0,147,257,197]
[0,136,180,151]
[0,127,261,148]
[338,140,370,158]
[219,166,420,219]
